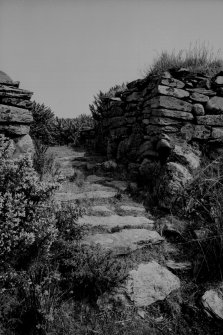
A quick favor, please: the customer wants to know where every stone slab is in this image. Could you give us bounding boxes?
[126,262,180,307]
[82,229,164,255]
[151,108,193,121]
[145,96,192,112]
[153,85,189,99]
[0,104,33,123]
[90,205,113,216]
[197,114,223,126]
[55,190,117,202]
[119,205,146,215]
[78,215,154,231]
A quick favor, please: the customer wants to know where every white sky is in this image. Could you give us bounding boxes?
[1,0,223,118]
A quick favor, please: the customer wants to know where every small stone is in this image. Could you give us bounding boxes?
[193,103,205,116]
[214,76,223,86]
[197,115,223,126]
[190,92,209,103]
[187,88,216,96]
[193,125,211,139]
[149,117,182,126]
[160,78,185,88]
[212,127,223,139]
[206,96,223,114]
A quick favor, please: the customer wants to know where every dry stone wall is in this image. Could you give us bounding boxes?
[0,71,34,157]
[94,68,223,208]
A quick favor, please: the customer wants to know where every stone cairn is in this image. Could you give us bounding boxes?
[0,71,34,156]
[93,68,223,208]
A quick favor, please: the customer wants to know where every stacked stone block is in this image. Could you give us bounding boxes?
[93,68,223,207]
[0,71,34,156]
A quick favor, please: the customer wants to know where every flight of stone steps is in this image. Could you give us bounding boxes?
[54,147,187,310]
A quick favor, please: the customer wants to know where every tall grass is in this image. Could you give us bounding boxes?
[175,156,223,282]
[145,42,223,77]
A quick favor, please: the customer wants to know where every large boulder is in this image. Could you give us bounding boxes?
[202,286,223,320]
[13,134,34,157]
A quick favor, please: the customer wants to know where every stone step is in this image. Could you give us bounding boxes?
[104,180,129,192]
[78,215,154,232]
[118,205,146,216]
[82,229,164,255]
[55,190,117,203]
[90,205,114,216]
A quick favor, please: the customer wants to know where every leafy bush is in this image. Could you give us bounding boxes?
[0,146,58,265]
[145,42,223,77]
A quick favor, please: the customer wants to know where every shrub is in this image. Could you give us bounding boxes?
[32,140,60,181]
[145,42,223,77]
[0,152,58,266]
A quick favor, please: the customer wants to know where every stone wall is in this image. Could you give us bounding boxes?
[93,68,223,208]
[0,71,34,157]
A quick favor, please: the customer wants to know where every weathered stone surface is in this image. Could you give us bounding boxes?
[0,105,33,123]
[149,116,182,126]
[214,75,223,86]
[192,103,205,116]
[146,125,179,135]
[180,123,194,141]
[82,229,164,255]
[55,190,117,202]
[190,92,209,103]
[119,205,146,215]
[105,180,128,191]
[0,85,32,98]
[90,206,113,216]
[193,125,211,139]
[86,175,108,183]
[1,97,33,109]
[153,85,189,99]
[151,108,193,121]
[212,127,223,139]
[78,215,154,232]
[187,88,216,96]
[125,92,142,102]
[126,262,180,307]
[166,260,192,272]
[0,124,30,135]
[202,286,223,320]
[161,78,185,88]
[156,162,192,208]
[172,144,201,171]
[145,96,192,112]
[13,134,34,156]
[0,135,16,157]
[197,114,223,126]
[206,96,223,114]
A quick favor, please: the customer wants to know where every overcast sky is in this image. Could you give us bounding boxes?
[1,0,223,118]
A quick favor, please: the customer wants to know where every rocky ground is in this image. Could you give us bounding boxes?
[50,145,223,334]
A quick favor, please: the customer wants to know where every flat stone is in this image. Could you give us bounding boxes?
[187,88,216,96]
[0,104,33,123]
[0,84,32,98]
[190,92,209,103]
[0,124,30,135]
[206,96,223,114]
[90,206,113,216]
[78,215,154,232]
[166,260,192,271]
[125,262,180,307]
[82,229,164,255]
[55,190,117,202]
[197,114,223,126]
[212,127,223,139]
[147,125,179,135]
[104,180,128,191]
[119,205,146,215]
[202,286,223,320]
[1,97,33,109]
[86,175,107,183]
[151,108,193,121]
[160,78,185,88]
[153,85,189,99]
[145,96,192,112]
[149,116,182,126]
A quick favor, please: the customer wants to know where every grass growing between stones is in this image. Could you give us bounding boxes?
[145,42,223,77]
